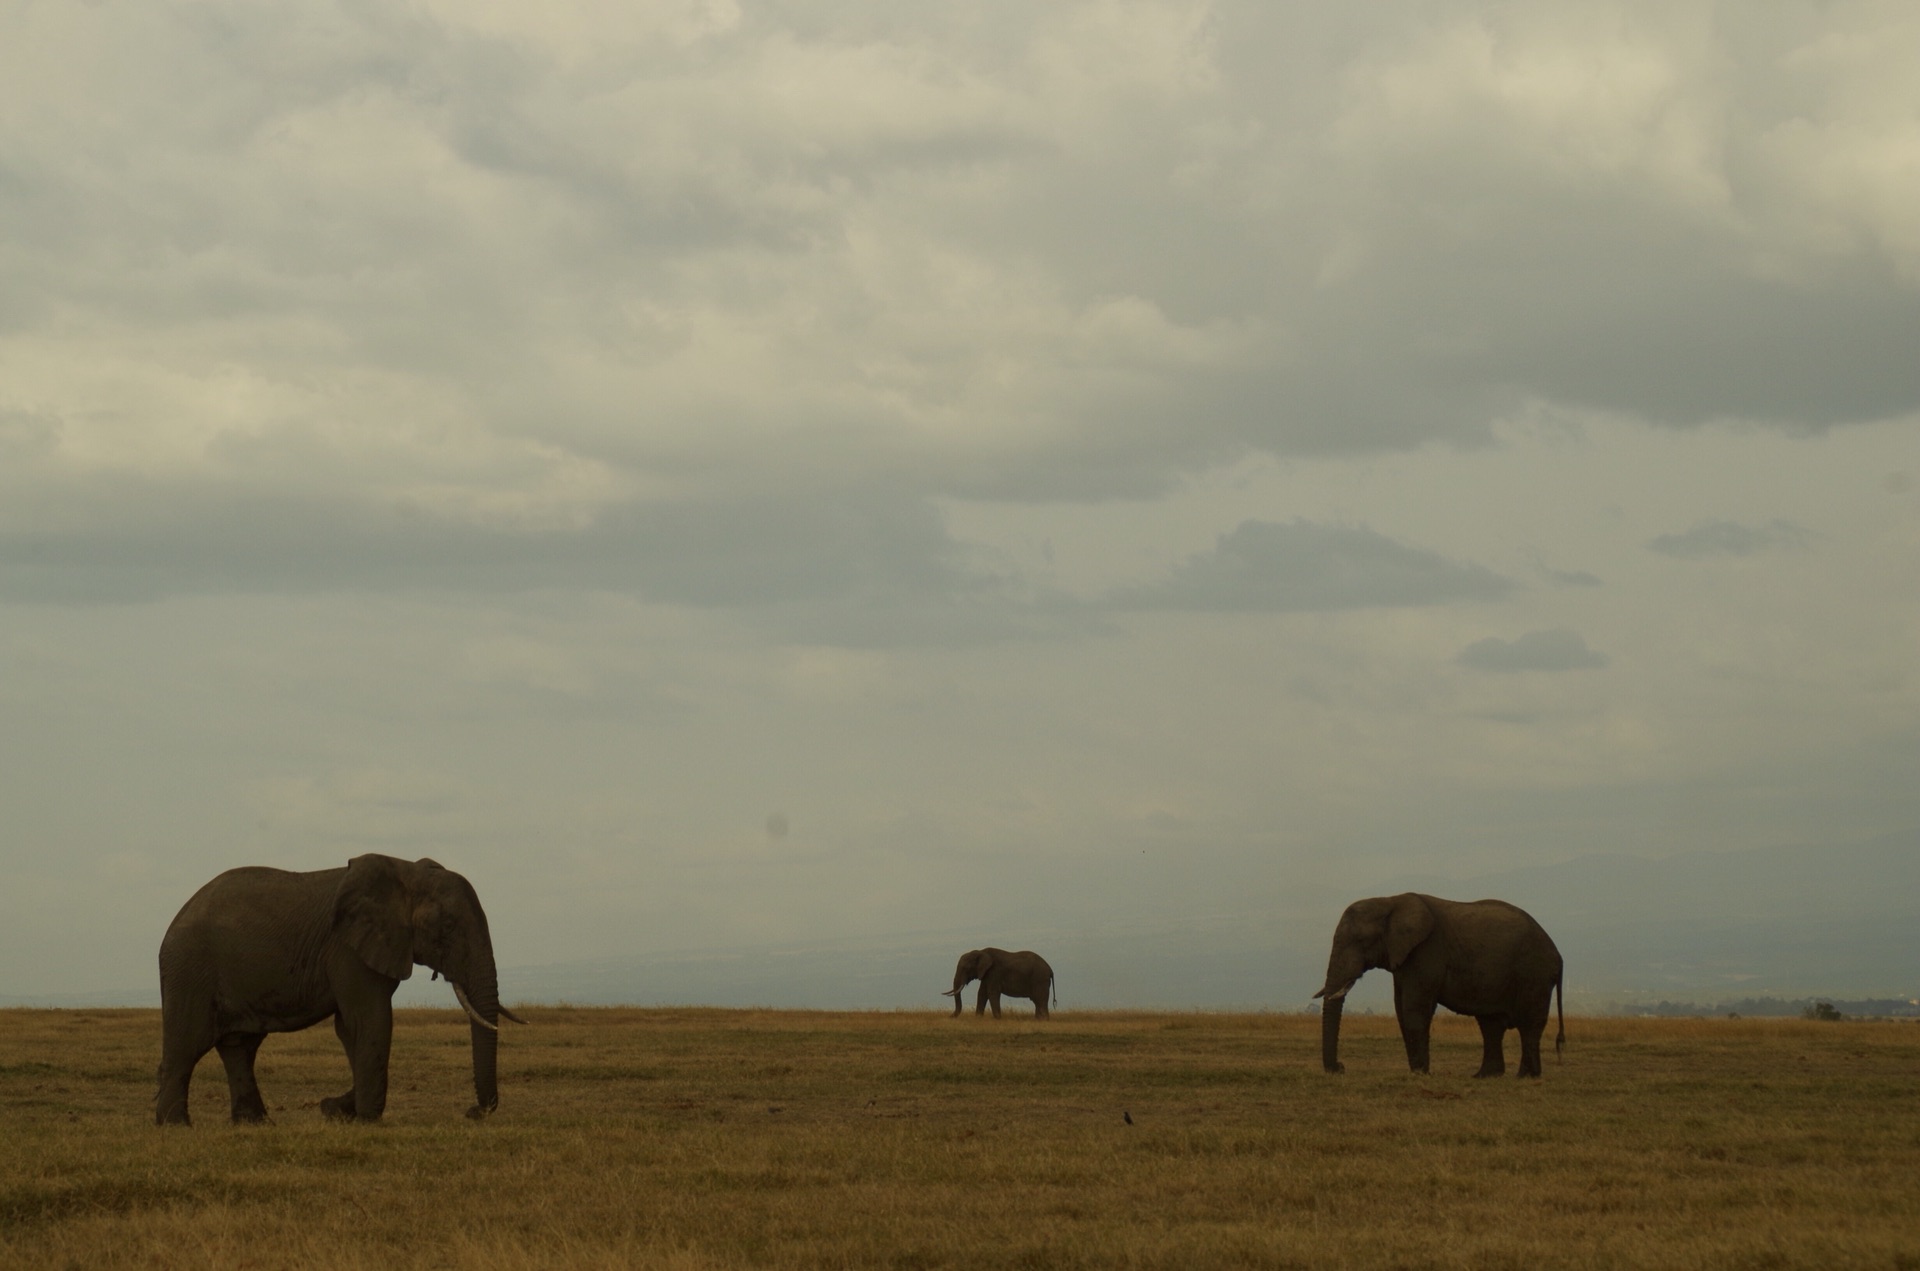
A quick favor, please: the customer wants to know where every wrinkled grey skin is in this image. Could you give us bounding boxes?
[1314,894,1564,1078]
[155,855,510,1125]
[945,948,1054,1019]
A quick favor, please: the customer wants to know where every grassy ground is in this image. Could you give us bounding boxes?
[2,1007,1918,1269]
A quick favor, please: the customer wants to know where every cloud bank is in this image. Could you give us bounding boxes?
[5,1,1919,629]
[1116,520,1513,613]
[1456,628,1608,673]
[1647,519,1814,560]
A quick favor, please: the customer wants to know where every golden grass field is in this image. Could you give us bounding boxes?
[3,1007,1918,1270]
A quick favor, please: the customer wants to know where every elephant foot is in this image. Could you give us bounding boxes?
[320,1093,358,1121]
[230,1106,271,1125]
[1323,1062,1345,1075]
[464,1102,496,1121]
[1472,1067,1505,1080]
[154,1078,192,1126]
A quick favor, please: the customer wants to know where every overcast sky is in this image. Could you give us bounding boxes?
[3,0,1916,1002]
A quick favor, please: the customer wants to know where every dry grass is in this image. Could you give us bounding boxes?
[3,1007,1918,1269]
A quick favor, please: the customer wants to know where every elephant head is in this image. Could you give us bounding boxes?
[332,855,525,1117]
[1312,893,1435,1074]
[943,949,993,1017]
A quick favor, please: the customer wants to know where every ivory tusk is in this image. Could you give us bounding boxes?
[452,983,499,1032]
[940,988,959,997]
[499,1004,529,1025]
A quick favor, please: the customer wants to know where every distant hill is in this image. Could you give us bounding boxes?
[0,987,159,1009]
[12,831,1916,1011]
[465,830,1920,1012]
[1621,996,1919,1019]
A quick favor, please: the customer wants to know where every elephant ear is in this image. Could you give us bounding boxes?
[974,949,995,979]
[332,855,417,982]
[1385,894,1435,971]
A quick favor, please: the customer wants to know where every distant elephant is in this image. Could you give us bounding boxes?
[154,854,525,1125]
[1313,893,1563,1078]
[944,948,1054,1019]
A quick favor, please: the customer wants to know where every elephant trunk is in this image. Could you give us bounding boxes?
[1319,993,1346,1074]
[461,950,501,1118]
[1314,950,1363,1075]
[949,977,965,1017]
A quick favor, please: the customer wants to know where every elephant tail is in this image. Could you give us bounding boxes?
[1554,970,1566,1061]
[1051,973,1058,1007]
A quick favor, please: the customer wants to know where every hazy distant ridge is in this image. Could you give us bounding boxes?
[10,833,1914,1011]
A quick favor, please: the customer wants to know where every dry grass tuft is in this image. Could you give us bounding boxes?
[3,1007,1917,1268]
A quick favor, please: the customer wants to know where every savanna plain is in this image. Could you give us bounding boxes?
[3,1008,1918,1270]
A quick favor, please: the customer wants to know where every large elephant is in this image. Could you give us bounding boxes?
[1313,893,1563,1078]
[154,854,524,1125]
[943,948,1054,1019]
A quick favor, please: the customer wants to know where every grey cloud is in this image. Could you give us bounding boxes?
[1547,568,1602,588]
[1499,259,1920,430]
[0,478,896,596]
[0,410,58,455]
[1457,628,1608,674]
[1647,519,1813,560]
[927,5,1920,490]
[0,473,1100,647]
[1288,174,1920,445]
[1113,520,1513,613]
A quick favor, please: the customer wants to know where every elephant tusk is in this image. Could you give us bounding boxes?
[452,983,499,1032]
[498,1004,529,1025]
[940,989,959,997]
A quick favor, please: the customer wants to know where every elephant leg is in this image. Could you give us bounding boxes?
[318,1013,382,1128]
[341,999,393,1121]
[155,1002,217,1126]
[1034,994,1049,1020]
[1473,1016,1508,1079]
[989,992,1002,1019]
[1393,979,1435,1074]
[154,1059,195,1127]
[1517,1014,1547,1078]
[216,1032,270,1123]
[975,985,989,1016]
[320,1013,361,1121]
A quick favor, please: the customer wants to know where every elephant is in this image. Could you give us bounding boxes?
[943,948,1054,1019]
[154,854,525,1125]
[1313,893,1563,1078]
